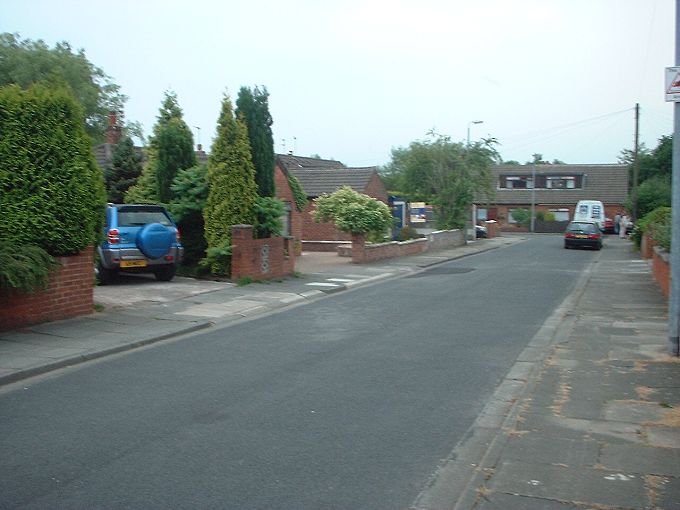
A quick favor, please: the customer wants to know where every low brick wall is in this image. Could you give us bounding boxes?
[641,233,655,259]
[651,247,670,299]
[0,246,94,331]
[426,229,465,250]
[348,229,464,264]
[230,225,295,281]
[301,240,348,253]
[351,235,428,264]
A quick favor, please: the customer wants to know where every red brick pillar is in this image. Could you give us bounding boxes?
[230,225,254,280]
[351,234,366,264]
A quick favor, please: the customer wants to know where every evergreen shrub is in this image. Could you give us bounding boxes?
[0,84,106,256]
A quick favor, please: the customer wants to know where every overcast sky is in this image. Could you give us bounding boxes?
[1,0,675,167]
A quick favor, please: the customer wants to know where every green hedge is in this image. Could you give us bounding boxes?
[633,206,672,251]
[0,84,106,256]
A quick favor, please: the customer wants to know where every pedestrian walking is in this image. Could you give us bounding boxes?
[614,212,621,235]
[619,214,628,238]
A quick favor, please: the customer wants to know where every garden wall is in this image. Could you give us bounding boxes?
[0,246,94,331]
[651,247,670,299]
[349,229,465,264]
[230,225,296,281]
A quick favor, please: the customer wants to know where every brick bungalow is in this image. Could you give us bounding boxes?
[275,154,388,250]
[474,164,629,231]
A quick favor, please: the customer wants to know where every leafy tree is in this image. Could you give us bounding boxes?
[620,135,672,219]
[125,91,195,203]
[0,83,106,255]
[0,33,126,142]
[253,197,285,239]
[313,186,392,236]
[382,132,498,229]
[203,94,258,275]
[105,136,142,203]
[510,208,530,226]
[634,174,671,218]
[169,163,209,266]
[236,86,275,197]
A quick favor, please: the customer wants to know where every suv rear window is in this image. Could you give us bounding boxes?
[117,210,172,227]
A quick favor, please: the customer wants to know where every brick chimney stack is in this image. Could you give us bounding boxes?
[105,111,122,145]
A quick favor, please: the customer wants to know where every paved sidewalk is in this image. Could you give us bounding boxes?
[0,236,520,387]
[413,236,680,510]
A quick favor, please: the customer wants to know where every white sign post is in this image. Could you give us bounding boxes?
[665,66,680,102]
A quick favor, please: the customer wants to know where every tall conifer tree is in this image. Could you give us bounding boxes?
[125,91,195,203]
[235,86,275,197]
[204,94,258,275]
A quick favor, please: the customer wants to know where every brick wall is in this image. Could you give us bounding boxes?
[274,165,303,245]
[301,202,352,243]
[349,229,464,264]
[641,232,655,259]
[651,247,670,299]
[0,246,94,331]
[230,225,295,281]
[351,235,428,263]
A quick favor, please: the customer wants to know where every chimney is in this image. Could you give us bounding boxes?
[105,111,122,145]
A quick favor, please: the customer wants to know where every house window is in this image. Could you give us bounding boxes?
[477,208,488,221]
[546,176,575,189]
[550,208,570,221]
[504,176,533,189]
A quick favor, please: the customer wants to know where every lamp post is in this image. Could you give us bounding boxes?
[467,120,483,146]
[467,120,483,241]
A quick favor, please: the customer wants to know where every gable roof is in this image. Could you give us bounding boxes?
[276,154,346,171]
[480,164,629,205]
[289,166,379,197]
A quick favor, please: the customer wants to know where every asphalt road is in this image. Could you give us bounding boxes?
[0,236,596,509]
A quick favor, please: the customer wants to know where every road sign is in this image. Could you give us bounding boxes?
[665,67,680,101]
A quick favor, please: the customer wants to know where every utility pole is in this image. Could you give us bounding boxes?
[631,104,640,223]
[669,0,680,356]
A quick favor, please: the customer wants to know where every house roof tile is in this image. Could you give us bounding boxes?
[276,154,346,171]
[289,167,378,197]
[479,164,629,205]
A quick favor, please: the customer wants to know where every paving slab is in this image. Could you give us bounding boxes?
[489,460,648,509]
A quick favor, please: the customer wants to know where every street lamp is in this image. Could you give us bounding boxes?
[467,120,483,146]
[466,120,483,242]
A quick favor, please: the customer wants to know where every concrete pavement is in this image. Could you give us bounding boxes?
[1,234,678,509]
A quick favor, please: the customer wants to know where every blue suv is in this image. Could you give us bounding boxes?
[97,204,184,284]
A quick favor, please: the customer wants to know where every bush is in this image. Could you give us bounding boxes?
[510,208,530,226]
[0,84,106,256]
[313,186,392,235]
[253,197,285,239]
[632,206,672,250]
[0,242,58,293]
[397,226,422,241]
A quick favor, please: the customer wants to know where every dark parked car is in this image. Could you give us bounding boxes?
[97,204,184,284]
[564,221,603,250]
[475,225,488,238]
[603,217,616,234]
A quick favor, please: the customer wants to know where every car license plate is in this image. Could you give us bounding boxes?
[120,259,147,268]
[575,234,588,239]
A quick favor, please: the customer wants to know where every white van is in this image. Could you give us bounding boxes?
[573,200,605,230]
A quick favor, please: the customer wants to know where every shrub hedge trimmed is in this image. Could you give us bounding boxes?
[0,84,106,256]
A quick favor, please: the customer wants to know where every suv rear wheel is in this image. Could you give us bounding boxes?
[153,265,176,282]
